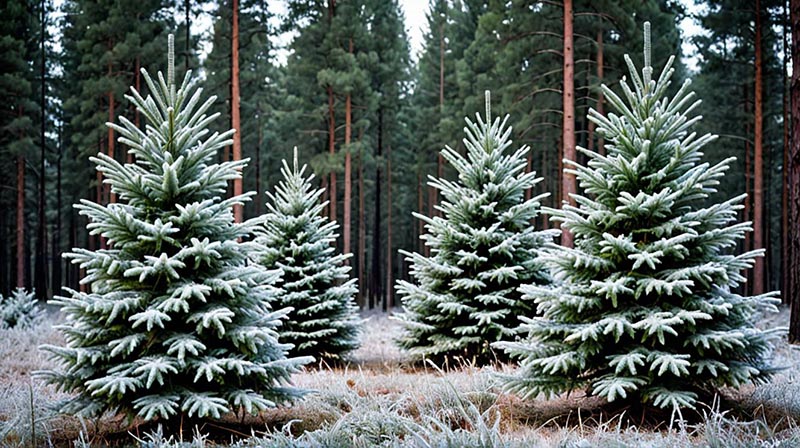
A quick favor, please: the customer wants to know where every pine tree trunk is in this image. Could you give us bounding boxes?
[358,134,366,309]
[185,0,191,72]
[525,152,532,201]
[783,1,791,305]
[787,0,800,344]
[588,28,605,155]
[417,167,424,254]
[53,124,62,297]
[36,0,47,298]
[328,85,337,224]
[385,144,393,311]
[108,90,115,203]
[255,115,262,217]
[344,40,353,258]
[371,107,384,309]
[561,0,576,247]
[16,123,24,289]
[231,0,243,223]
[752,0,765,295]
[327,0,336,225]
[743,83,752,292]
[131,56,140,164]
[432,21,445,218]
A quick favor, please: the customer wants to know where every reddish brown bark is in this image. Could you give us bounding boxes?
[16,143,24,288]
[386,145,393,310]
[787,0,800,344]
[328,86,337,224]
[782,1,790,305]
[358,134,366,308]
[108,90,116,204]
[744,84,753,291]
[561,0,576,247]
[752,0,765,295]
[231,0,243,223]
[343,39,353,258]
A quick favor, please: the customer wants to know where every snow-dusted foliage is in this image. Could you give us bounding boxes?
[254,148,361,361]
[496,24,781,411]
[395,92,557,364]
[0,288,45,330]
[37,36,311,422]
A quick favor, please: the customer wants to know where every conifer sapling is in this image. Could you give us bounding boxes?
[395,91,557,363]
[37,35,311,422]
[254,148,361,360]
[0,288,45,330]
[496,23,782,411]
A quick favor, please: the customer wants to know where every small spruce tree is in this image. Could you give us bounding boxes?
[254,148,361,361]
[496,24,781,411]
[37,36,311,422]
[395,92,556,363]
[0,288,45,330]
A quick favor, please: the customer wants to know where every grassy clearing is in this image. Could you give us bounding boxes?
[1,310,799,447]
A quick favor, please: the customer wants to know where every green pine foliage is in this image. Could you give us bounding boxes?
[37,37,311,422]
[496,24,782,411]
[254,148,362,361]
[0,288,45,330]
[395,92,556,364]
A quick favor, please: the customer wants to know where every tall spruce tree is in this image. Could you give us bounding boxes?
[497,24,781,411]
[255,148,361,361]
[37,36,310,422]
[395,92,556,364]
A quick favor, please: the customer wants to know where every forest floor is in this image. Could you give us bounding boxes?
[1,310,799,447]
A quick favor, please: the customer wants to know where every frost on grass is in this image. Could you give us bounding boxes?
[1,314,800,446]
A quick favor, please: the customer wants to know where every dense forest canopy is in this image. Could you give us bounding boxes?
[0,0,797,340]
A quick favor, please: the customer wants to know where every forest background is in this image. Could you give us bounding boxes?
[1,0,798,333]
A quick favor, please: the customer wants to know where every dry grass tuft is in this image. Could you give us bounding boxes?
[1,310,799,446]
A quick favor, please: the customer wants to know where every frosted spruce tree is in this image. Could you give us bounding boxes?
[37,36,311,422]
[0,288,45,330]
[496,24,781,411]
[395,92,557,364]
[254,148,361,361]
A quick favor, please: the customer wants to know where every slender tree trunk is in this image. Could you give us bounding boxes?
[385,145,393,311]
[588,28,605,155]
[752,0,765,295]
[108,90,115,203]
[1,213,7,296]
[541,137,550,230]
[16,109,25,289]
[744,84,753,292]
[130,56,140,164]
[344,40,353,258]
[783,0,791,304]
[53,124,62,296]
[788,0,800,344]
[328,85,337,224]
[371,107,384,309]
[231,0,243,222]
[185,0,191,72]
[358,132,366,309]
[417,167,424,254]
[561,0,576,247]
[255,115,263,216]
[327,0,337,225]
[432,21,445,218]
[36,0,47,297]
[525,151,533,201]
